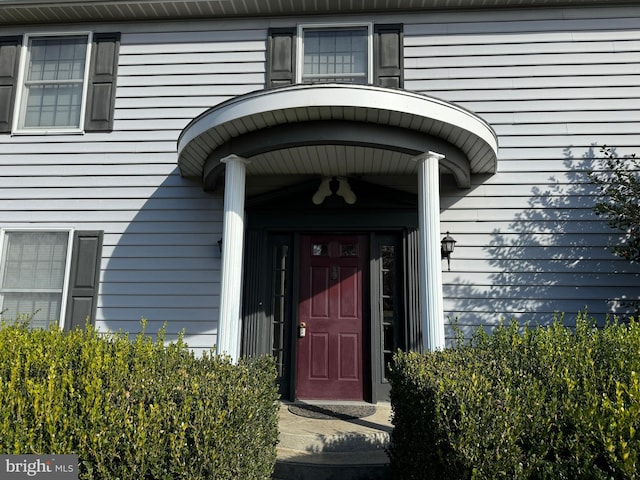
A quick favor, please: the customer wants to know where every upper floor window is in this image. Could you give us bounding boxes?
[0,32,120,135]
[17,34,91,132]
[267,24,402,89]
[298,25,371,85]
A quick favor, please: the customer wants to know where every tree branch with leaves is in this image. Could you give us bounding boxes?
[588,145,640,264]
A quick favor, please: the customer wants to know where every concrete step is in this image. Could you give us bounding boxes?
[279,427,390,453]
[273,402,393,480]
[273,451,390,480]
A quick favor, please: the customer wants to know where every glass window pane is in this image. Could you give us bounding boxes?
[383,324,394,351]
[1,232,69,327]
[384,352,393,379]
[303,27,368,84]
[271,243,290,379]
[383,297,394,317]
[380,240,398,380]
[3,232,68,289]
[28,37,86,82]
[1,293,62,329]
[272,317,283,351]
[340,244,357,257]
[382,270,393,296]
[21,35,87,129]
[23,84,83,128]
[312,244,328,256]
[382,245,395,270]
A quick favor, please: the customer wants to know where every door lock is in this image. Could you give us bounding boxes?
[298,322,306,338]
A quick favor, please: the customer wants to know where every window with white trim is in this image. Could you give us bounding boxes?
[16,34,91,132]
[267,24,401,89]
[298,24,372,85]
[0,230,72,328]
[0,32,120,135]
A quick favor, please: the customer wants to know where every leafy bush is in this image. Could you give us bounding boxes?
[388,312,640,480]
[0,321,279,480]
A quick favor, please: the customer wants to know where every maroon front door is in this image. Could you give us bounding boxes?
[296,234,367,401]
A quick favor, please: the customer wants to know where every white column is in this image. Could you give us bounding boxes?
[217,154,249,361]
[413,151,446,351]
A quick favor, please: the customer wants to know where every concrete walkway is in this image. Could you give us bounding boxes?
[273,402,393,480]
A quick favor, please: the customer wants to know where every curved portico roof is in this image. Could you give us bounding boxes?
[177,84,498,190]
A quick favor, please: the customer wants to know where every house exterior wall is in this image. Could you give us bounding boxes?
[404,6,640,331]
[0,5,639,352]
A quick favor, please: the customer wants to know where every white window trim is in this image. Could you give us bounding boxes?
[12,31,93,136]
[0,228,75,328]
[296,22,373,85]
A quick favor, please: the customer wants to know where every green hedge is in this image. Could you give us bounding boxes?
[388,312,640,480]
[0,321,279,480]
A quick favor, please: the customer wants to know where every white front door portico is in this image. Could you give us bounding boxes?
[177,84,498,363]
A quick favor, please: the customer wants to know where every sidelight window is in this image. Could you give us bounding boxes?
[271,244,289,380]
[380,244,398,379]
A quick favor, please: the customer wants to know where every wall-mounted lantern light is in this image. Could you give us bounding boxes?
[218,238,223,254]
[441,231,457,271]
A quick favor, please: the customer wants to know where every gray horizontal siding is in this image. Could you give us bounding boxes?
[405,6,640,339]
[0,21,268,354]
[0,141,177,153]
[98,320,216,337]
[117,84,256,97]
[0,187,213,199]
[447,270,639,287]
[0,6,638,352]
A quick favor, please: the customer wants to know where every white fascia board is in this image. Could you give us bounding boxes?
[0,0,615,9]
[179,85,498,159]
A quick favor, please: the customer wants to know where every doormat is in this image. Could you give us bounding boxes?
[288,403,376,420]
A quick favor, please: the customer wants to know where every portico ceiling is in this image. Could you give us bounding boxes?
[177,84,498,191]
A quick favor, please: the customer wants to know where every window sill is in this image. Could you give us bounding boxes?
[11,128,85,136]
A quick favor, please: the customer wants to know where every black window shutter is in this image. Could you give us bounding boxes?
[85,32,120,132]
[374,24,403,88]
[267,28,296,88]
[0,36,22,134]
[65,231,103,330]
